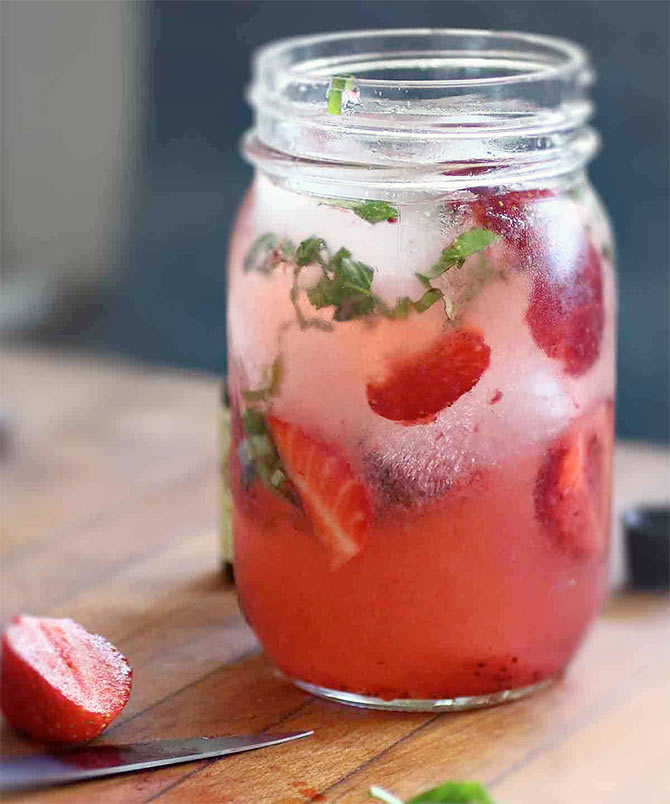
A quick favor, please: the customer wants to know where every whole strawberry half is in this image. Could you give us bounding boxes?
[366,328,491,424]
[1,615,132,743]
[269,417,372,569]
[526,240,605,377]
[534,399,614,559]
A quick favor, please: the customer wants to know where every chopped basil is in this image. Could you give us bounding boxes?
[417,228,499,284]
[307,248,376,321]
[323,198,399,224]
[327,74,355,115]
[242,226,497,328]
[241,357,283,404]
[243,234,295,274]
[239,359,294,502]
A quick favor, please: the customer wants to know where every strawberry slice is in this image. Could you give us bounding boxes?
[269,417,372,569]
[1,615,132,743]
[472,189,552,252]
[366,328,490,423]
[526,240,605,377]
[534,400,614,559]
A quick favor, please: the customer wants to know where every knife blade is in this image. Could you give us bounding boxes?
[0,730,313,792]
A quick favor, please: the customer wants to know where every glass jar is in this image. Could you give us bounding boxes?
[225,30,616,711]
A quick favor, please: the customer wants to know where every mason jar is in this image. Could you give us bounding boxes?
[224,30,616,711]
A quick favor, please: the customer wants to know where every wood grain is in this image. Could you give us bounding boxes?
[1,346,669,804]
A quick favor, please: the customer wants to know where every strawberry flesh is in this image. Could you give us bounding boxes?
[526,240,605,376]
[269,417,371,569]
[534,400,613,559]
[1,615,132,743]
[471,189,552,252]
[366,328,491,423]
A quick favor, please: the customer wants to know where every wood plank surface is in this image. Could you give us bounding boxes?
[1,346,669,804]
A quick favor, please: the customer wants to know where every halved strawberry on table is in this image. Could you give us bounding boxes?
[269,417,372,569]
[1,615,132,743]
[534,399,614,559]
[366,328,491,424]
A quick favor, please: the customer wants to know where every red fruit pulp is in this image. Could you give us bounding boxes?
[234,399,612,700]
[0,615,132,743]
[366,329,491,423]
[526,240,605,376]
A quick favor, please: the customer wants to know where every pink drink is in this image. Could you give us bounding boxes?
[225,31,616,709]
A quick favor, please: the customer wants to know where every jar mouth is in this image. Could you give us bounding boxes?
[254,28,589,90]
[248,29,596,171]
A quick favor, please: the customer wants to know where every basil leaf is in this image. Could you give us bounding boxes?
[417,227,499,283]
[307,248,376,321]
[323,199,399,224]
[407,780,494,804]
[327,74,355,115]
[243,234,295,274]
[296,237,328,267]
[241,357,283,404]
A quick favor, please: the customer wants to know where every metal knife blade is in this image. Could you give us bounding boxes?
[0,730,313,792]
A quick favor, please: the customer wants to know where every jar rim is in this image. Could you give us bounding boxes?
[247,29,597,173]
[254,28,590,91]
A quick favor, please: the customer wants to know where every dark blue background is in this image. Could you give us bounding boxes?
[86,1,669,442]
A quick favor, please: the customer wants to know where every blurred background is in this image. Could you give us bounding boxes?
[2,0,669,443]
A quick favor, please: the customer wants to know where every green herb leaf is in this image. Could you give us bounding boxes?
[323,199,399,224]
[354,200,399,223]
[296,237,329,267]
[241,357,284,404]
[307,247,376,321]
[417,227,499,284]
[380,288,443,319]
[242,408,267,435]
[407,780,494,804]
[327,74,355,115]
[370,781,494,804]
[239,408,295,502]
[243,233,295,274]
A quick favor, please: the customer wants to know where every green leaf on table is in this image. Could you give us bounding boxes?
[416,227,499,284]
[370,780,494,804]
[327,74,355,115]
[323,198,399,224]
[407,780,493,803]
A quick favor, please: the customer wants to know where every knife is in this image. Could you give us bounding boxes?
[0,730,313,792]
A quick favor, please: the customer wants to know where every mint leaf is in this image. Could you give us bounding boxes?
[307,247,376,321]
[243,233,295,274]
[407,781,493,803]
[296,237,329,267]
[354,201,399,223]
[239,407,295,502]
[242,408,267,435]
[417,227,499,284]
[241,357,283,404]
[370,781,494,804]
[380,288,443,319]
[327,74,355,115]
[323,199,399,224]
